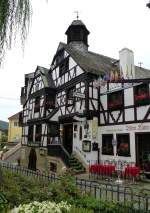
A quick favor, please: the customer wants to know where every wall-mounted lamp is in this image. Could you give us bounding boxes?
[84,120,89,135]
[112,138,117,146]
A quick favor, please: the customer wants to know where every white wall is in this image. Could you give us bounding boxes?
[99,122,150,163]
[73,117,99,166]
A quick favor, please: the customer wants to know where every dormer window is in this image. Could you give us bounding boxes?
[35,83,39,92]
[34,97,40,113]
[45,95,55,109]
[134,83,149,106]
[108,91,123,110]
[59,57,69,77]
[56,50,64,65]
[66,86,75,106]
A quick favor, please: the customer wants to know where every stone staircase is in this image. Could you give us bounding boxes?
[2,143,21,162]
[68,154,86,174]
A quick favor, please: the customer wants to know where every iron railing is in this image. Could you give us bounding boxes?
[1,161,150,211]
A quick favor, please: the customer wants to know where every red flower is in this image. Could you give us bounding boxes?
[135,93,149,101]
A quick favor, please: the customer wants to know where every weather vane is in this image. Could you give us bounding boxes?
[74,11,79,20]
[138,62,143,68]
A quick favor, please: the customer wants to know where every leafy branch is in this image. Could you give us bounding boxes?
[0,0,32,65]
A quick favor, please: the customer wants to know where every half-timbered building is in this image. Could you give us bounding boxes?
[20,19,150,173]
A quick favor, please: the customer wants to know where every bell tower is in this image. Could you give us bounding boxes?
[65,19,90,49]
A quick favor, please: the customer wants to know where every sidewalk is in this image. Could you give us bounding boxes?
[76,172,150,193]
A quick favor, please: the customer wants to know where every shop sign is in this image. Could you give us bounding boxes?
[126,124,149,131]
[73,91,85,98]
[105,124,150,133]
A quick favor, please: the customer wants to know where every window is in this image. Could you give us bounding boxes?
[34,97,40,113]
[117,134,130,157]
[66,86,75,106]
[102,134,113,155]
[47,123,59,137]
[56,50,64,65]
[35,83,39,92]
[47,123,59,144]
[28,125,33,142]
[50,162,57,173]
[59,57,69,76]
[108,91,123,110]
[14,122,18,127]
[45,95,55,109]
[134,83,149,106]
[35,124,42,142]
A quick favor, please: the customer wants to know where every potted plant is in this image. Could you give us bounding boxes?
[117,143,129,156]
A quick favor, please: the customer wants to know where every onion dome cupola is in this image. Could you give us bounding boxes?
[65,19,90,49]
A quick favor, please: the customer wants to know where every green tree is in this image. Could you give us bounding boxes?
[0,0,32,65]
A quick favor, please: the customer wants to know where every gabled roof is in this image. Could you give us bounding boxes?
[37,66,55,88]
[8,112,21,120]
[54,42,117,75]
[0,120,8,131]
[55,42,150,78]
[135,66,150,79]
[23,66,56,107]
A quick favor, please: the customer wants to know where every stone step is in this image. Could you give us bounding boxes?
[68,155,86,174]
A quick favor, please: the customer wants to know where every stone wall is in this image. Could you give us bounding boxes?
[21,146,66,175]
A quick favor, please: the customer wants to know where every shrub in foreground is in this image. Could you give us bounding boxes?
[0,192,9,213]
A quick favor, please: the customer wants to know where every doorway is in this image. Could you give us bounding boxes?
[63,124,73,154]
[135,133,150,168]
[28,148,37,171]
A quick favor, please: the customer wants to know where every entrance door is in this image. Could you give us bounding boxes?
[63,124,73,154]
[136,133,150,168]
[28,148,37,171]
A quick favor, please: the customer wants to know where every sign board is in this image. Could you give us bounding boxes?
[82,140,91,152]
[92,118,98,139]
[73,91,85,99]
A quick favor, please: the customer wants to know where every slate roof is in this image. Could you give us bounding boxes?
[59,42,119,75]
[0,120,8,131]
[58,42,150,78]
[37,66,56,88]
[65,20,90,35]
[71,20,85,26]
[135,66,150,79]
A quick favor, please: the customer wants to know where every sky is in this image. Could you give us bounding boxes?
[0,0,150,122]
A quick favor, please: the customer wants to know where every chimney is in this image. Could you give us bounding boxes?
[119,48,135,79]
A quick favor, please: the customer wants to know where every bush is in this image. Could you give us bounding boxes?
[0,192,9,213]
[1,170,149,213]
[2,170,51,208]
[50,174,81,204]
[11,201,71,213]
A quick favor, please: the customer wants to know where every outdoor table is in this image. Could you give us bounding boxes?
[89,164,116,178]
[123,166,140,182]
